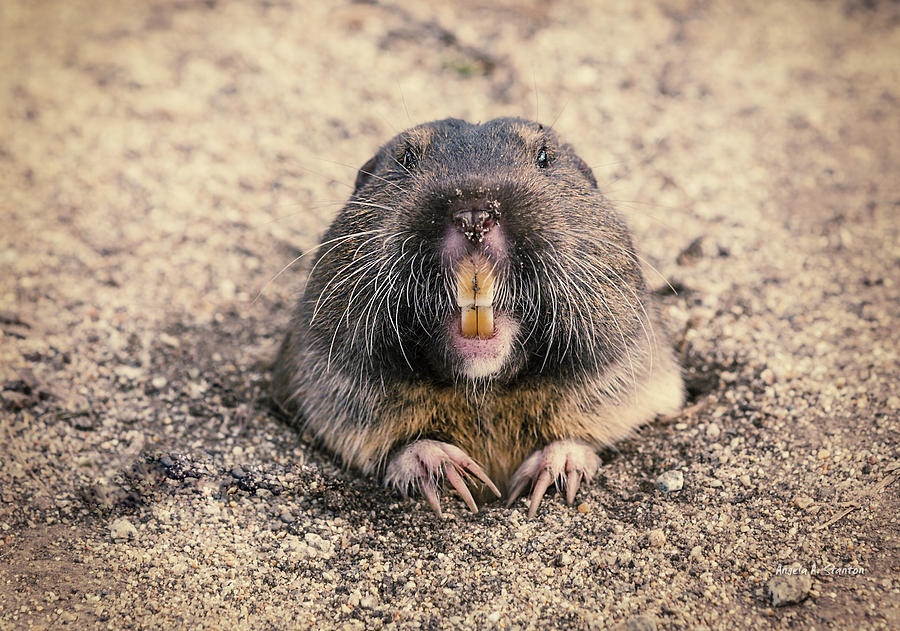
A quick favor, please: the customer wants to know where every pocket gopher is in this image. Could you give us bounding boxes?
[273,117,683,517]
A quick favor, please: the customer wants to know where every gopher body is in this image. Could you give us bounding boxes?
[273,118,683,516]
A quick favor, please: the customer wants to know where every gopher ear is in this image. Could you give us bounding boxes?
[353,155,378,195]
[573,154,597,188]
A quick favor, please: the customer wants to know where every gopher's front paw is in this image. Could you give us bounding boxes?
[385,440,501,517]
[507,440,601,517]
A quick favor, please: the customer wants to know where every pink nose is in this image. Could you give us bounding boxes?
[452,201,499,244]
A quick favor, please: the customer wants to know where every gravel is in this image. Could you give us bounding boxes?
[611,614,658,631]
[1,1,899,630]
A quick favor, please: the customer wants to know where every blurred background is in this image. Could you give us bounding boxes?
[3,0,896,329]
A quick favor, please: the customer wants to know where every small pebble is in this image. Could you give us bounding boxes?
[706,423,722,439]
[577,502,590,513]
[304,532,334,558]
[766,574,812,607]
[648,528,666,547]
[600,550,617,567]
[656,469,684,493]
[110,518,137,542]
[158,333,180,347]
[556,552,574,567]
[220,279,236,299]
[793,494,814,510]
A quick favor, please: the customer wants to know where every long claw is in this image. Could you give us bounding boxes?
[506,476,529,507]
[445,464,478,513]
[386,440,505,515]
[566,469,581,505]
[528,469,554,518]
[507,441,600,517]
[422,480,442,518]
[465,461,501,498]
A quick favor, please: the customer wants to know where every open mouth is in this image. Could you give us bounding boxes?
[450,253,516,378]
[455,253,495,339]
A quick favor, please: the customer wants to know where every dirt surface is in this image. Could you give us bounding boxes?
[1,0,899,629]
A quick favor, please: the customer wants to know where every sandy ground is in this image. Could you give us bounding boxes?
[1,0,899,629]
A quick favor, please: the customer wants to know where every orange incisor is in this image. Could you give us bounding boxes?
[456,254,495,339]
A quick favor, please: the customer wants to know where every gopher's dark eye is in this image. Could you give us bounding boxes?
[536,147,551,169]
[402,148,417,170]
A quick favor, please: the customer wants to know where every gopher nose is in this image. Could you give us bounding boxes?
[451,199,500,244]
